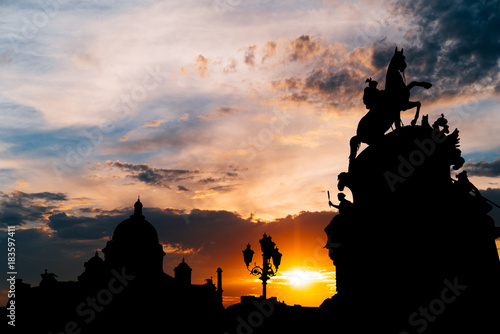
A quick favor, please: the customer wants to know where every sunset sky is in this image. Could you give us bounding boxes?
[0,0,499,308]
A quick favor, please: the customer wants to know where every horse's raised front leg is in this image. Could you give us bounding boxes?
[402,101,421,126]
[408,81,432,90]
[411,101,421,126]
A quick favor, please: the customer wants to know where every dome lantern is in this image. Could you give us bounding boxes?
[132,196,144,218]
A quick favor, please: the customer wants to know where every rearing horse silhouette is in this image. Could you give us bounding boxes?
[348,47,432,163]
[385,47,432,128]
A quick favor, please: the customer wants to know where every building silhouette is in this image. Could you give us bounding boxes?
[174,258,192,286]
[7,199,224,334]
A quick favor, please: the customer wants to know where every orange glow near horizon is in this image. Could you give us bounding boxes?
[218,265,337,308]
[225,223,337,307]
[185,238,500,309]
[179,230,338,308]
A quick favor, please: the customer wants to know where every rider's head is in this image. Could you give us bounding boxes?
[338,193,346,201]
[366,77,378,89]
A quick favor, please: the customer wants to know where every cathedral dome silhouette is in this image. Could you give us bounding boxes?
[102,197,166,276]
[112,197,160,245]
[84,251,104,268]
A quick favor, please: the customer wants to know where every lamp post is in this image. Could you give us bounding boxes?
[242,234,282,300]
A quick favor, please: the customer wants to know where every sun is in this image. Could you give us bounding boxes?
[285,268,319,288]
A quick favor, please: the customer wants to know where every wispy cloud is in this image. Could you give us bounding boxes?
[119,119,168,141]
[108,160,198,188]
[198,106,240,121]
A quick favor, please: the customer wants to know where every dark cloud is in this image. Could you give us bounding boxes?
[79,207,104,213]
[0,190,68,227]
[198,106,240,121]
[47,211,123,240]
[132,207,335,277]
[271,46,372,109]
[177,185,189,191]
[287,35,322,62]
[244,45,257,66]
[199,177,218,184]
[272,1,499,111]
[385,0,500,99]
[481,188,500,225]
[111,160,197,188]
[463,158,500,177]
[304,68,365,107]
[0,227,104,290]
[109,160,239,192]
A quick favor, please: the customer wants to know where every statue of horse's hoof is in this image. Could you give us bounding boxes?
[411,119,417,126]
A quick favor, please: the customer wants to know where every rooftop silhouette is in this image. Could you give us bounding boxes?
[6,199,224,334]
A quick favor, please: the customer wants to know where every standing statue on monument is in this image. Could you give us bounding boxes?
[328,192,353,216]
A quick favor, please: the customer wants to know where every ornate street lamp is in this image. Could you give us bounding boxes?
[243,244,254,268]
[242,234,282,299]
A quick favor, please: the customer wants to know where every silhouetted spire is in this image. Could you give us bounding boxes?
[216,267,223,293]
[132,196,144,218]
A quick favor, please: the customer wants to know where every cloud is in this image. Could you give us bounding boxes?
[193,54,209,78]
[480,188,500,225]
[140,207,335,273]
[48,211,121,240]
[463,158,500,177]
[108,160,240,193]
[261,40,277,63]
[0,190,68,227]
[223,58,238,73]
[198,106,240,121]
[0,227,105,292]
[286,35,323,62]
[110,160,198,188]
[16,179,29,189]
[271,42,374,110]
[32,202,334,269]
[177,185,189,192]
[119,119,168,142]
[244,45,257,66]
[199,177,218,184]
[386,0,500,100]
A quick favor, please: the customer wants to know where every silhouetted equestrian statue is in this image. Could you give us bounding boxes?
[349,47,432,164]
